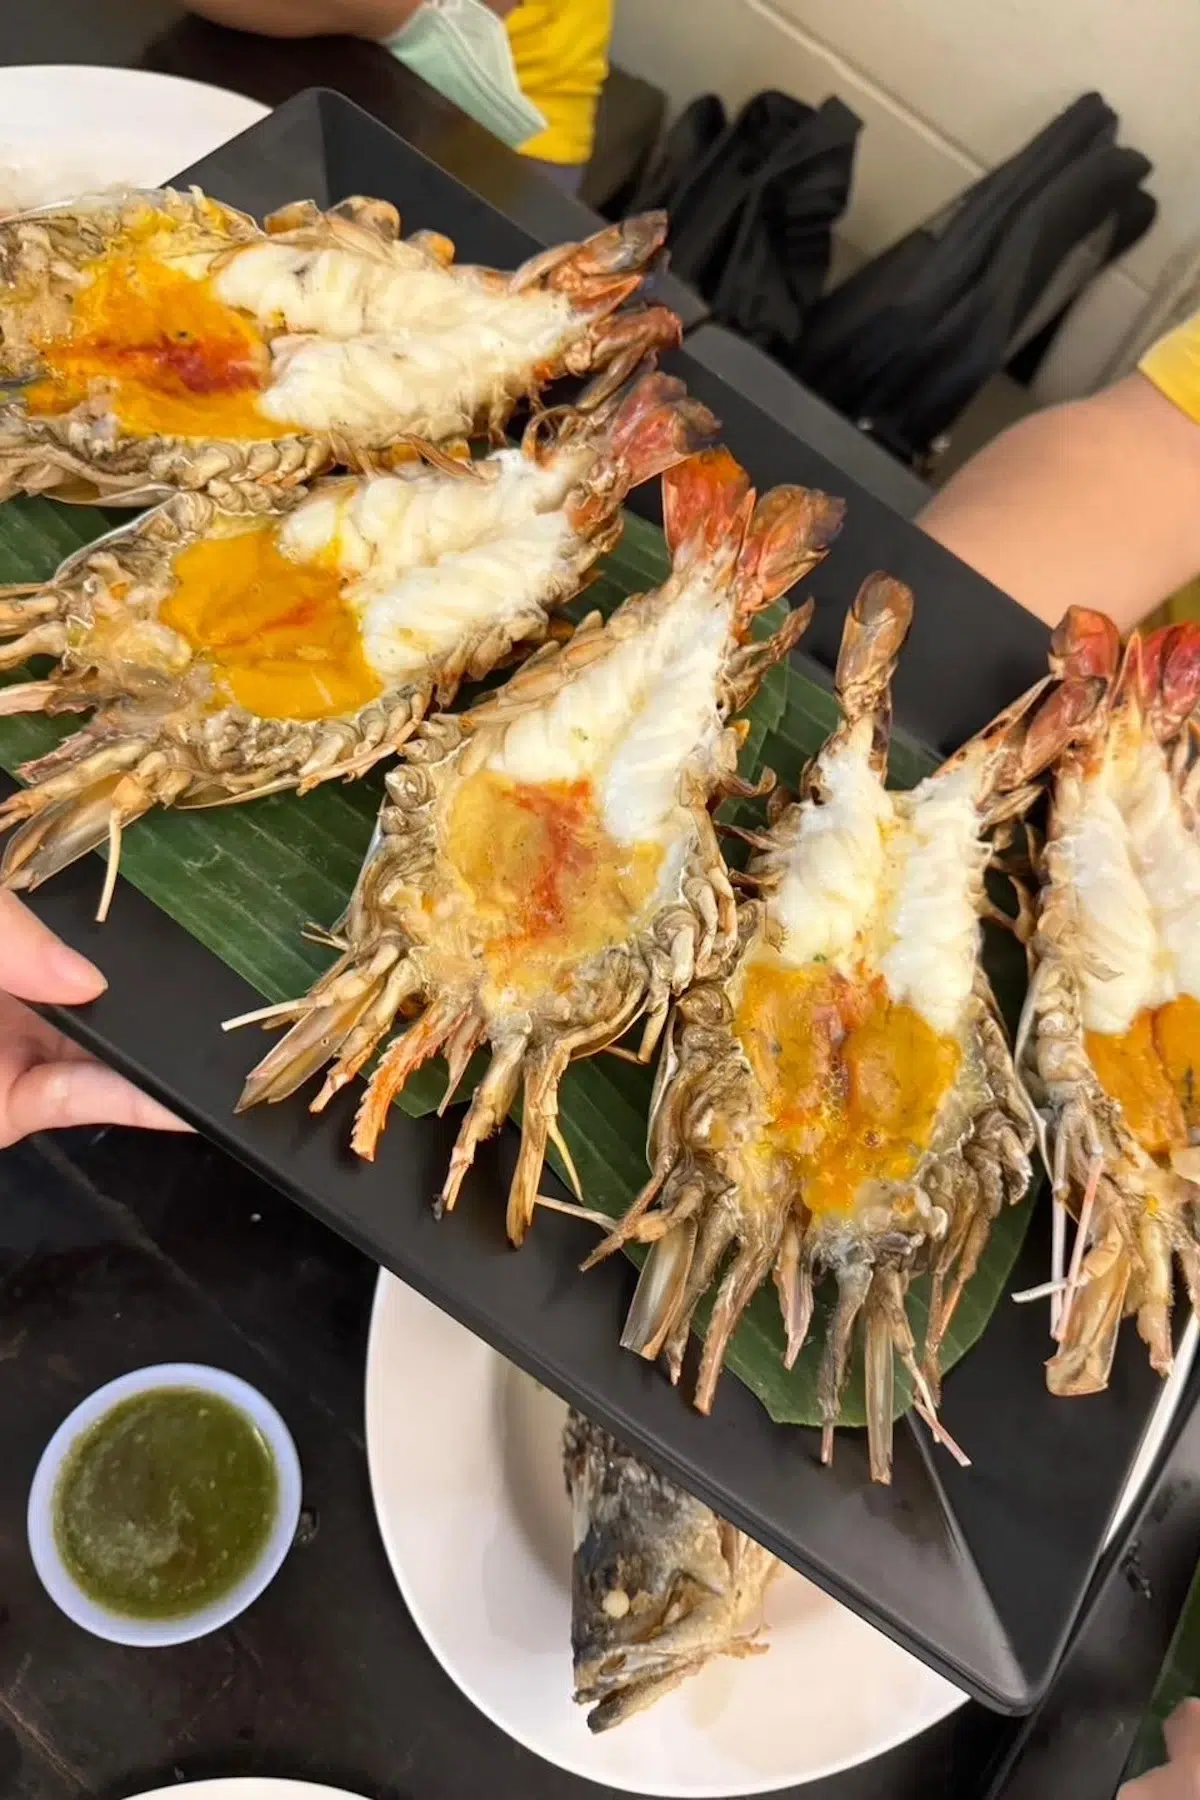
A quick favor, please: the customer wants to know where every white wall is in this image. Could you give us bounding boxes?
[613,0,1200,398]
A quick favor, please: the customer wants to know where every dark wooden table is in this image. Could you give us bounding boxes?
[0,7,1197,1798]
[2,1125,1198,1800]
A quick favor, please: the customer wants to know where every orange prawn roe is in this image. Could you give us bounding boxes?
[1086,994,1200,1159]
[161,526,381,721]
[445,771,662,999]
[24,229,288,441]
[733,956,961,1218]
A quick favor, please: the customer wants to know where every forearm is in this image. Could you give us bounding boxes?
[187,0,512,34]
[186,0,419,37]
[918,373,1200,633]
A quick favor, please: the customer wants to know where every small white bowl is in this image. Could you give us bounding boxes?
[27,1362,302,1647]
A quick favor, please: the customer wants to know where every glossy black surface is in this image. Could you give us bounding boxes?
[683,322,931,520]
[0,90,1175,1712]
[1,1128,663,1800]
[0,17,1194,1771]
[654,337,1046,759]
[186,88,1034,767]
[174,87,705,328]
[3,1126,1200,1800]
[15,850,1171,1715]
[0,9,1198,1793]
[4,0,946,522]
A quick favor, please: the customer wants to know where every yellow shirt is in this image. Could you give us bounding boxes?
[506,0,612,166]
[1141,310,1200,428]
[1140,311,1200,624]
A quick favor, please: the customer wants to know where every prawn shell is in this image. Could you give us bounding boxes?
[0,187,677,508]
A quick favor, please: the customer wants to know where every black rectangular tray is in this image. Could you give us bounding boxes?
[13,89,1183,1713]
[177,81,706,329]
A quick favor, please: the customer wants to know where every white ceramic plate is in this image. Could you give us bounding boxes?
[127,1783,366,1800]
[365,1275,1197,1794]
[0,66,268,212]
[1108,1312,1199,1542]
[364,1272,967,1796]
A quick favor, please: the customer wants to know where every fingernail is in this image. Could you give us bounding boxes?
[50,941,107,997]
[44,1068,71,1106]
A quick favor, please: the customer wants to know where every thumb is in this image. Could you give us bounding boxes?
[7,1057,189,1139]
[1120,1766,1195,1797]
[1164,1698,1200,1765]
[1120,1700,1200,1797]
[0,891,106,1005]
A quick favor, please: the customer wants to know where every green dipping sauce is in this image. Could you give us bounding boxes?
[52,1387,279,1621]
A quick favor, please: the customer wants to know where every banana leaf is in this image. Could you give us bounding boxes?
[0,495,1034,1428]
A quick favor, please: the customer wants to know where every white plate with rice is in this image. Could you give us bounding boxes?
[0,65,268,214]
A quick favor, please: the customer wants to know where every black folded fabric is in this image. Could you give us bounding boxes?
[793,92,1157,466]
[623,93,728,216]
[623,90,861,358]
[796,94,1120,399]
[883,149,1153,457]
[698,96,862,350]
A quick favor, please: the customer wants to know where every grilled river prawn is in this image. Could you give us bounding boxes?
[235,449,844,1241]
[0,371,710,912]
[1017,611,1200,1396]
[590,578,1097,1482]
[564,1407,776,1731]
[0,187,676,509]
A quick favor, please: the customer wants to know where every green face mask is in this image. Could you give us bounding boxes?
[388,0,547,152]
